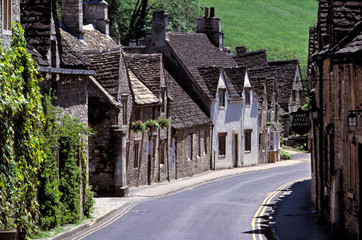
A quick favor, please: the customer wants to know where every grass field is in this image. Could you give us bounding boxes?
[198,0,319,79]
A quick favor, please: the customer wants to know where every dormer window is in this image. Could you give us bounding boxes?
[219,88,226,108]
[245,87,251,106]
[2,0,12,34]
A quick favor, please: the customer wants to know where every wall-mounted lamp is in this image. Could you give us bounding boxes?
[347,110,361,127]
[311,106,320,121]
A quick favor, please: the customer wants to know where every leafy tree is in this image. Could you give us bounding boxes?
[106,0,203,45]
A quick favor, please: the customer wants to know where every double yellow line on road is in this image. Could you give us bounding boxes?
[251,177,310,240]
[71,203,137,240]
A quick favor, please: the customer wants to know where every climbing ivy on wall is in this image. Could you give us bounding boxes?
[0,23,94,239]
[0,22,45,238]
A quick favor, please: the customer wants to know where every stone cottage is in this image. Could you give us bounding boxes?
[145,9,264,169]
[308,0,362,238]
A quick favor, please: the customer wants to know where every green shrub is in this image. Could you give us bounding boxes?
[280,149,292,160]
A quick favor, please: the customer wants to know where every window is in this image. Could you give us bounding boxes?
[197,130,201,157]
[245,129,252,152]
[134,141,140,168]
[245,87,251,106]
[122,97,128,125]
[126,142,130,170]
[219,89,226,108]
[2,0,12,34]
[160,140,166,165]
[188,134,193,160]
[203,129,208,154]
[218,132,227,157]
[135,107,140,121]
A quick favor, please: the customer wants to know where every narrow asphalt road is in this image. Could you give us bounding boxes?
[69,158,311,240]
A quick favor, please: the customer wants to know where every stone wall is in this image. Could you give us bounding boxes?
[88,91,117,194]
[173,124,211,179]
[1,0,20,49]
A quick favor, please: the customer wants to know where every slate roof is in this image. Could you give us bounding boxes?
[123,46,146,54]
[166,32,237,101]
[333,21,362,55]
[248,67,276,103]
[128,68,159,105]
[83,49,122,99]
[198,67,242,103]
[268,60,299,106]
[60,28,119,52]
[232,49,268,69]
[124,53,165,96]
[165,71,210,130]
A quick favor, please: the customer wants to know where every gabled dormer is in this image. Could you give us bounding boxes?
[244,70,252,107]
[217,70,228,108]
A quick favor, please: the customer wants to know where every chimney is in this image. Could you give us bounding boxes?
[62,0,83,39]
[197,7,224,49]
[236,46,247,55]
[116,34,121,45]
[151,10,169,47]
[83,0,110,35]
[129,39,137,47]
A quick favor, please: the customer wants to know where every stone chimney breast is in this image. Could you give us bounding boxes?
[62,0,83,39]
[83,0,110,35]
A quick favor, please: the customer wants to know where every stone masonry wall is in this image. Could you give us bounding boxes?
[174,124,211,179]
[1,0,20,49]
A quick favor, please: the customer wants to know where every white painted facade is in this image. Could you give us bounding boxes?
[242,71,260,166]
[211,71,243,169]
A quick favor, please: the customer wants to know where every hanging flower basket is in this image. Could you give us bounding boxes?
[145,119,160,134]
[157,116,171,129]
[130,120,146,133]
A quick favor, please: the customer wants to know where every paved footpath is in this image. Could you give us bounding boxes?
[40,151,309,240]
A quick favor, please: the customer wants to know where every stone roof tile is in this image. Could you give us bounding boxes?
[166,32,237,100]
[165,71,210,130]
[128,68,159,105]
[124,53,164,96]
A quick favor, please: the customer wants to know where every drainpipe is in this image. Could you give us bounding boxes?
[113,127,129,196]
[317,60,324,218]
[211,123,215,170]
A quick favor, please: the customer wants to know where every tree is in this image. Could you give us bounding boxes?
[106,0,203,45]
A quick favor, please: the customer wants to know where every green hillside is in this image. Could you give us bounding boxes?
[198,0,319,79]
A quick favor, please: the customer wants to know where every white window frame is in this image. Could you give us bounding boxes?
[2,0,12,35]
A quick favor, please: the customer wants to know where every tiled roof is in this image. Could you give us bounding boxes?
[268,60,299,106]
[233,49,268,69]
[123,46,146,54]
[21,1,52,60]
[124,53,165,96]
[198,67,242,103]
[83,49,122,99]
[60,28,119,52]
[128,68,159,105]
[166,32,237,100]
[224,67,246,98]
[165,71,210,130]
[334,21,362,54]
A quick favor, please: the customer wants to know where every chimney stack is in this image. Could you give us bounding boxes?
[197,7,223,49]
[236,46,247,55]
[204,7,209,18]
[62,0,83,39]
[83,0,110,35]
[151,10,169,48]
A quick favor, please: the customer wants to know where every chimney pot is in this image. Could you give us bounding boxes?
[116,34,121,45]
[210,7,215,18]
[236,46,247,55]
[204,7,209,18]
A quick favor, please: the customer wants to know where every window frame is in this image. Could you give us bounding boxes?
[245,87,251,107]
[2,0,12,35]
[218,132,227,157]
[245,129,252,153]
[219,88,226,108]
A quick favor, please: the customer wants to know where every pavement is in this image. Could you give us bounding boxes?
[41,151,332,240]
